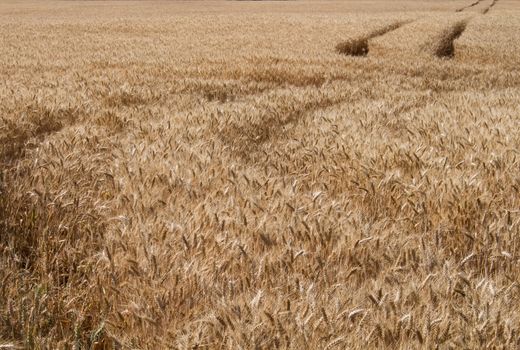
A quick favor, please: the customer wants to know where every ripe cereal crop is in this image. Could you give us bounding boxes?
[1,0,520,348]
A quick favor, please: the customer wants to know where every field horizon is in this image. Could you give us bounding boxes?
[1,0,520,348]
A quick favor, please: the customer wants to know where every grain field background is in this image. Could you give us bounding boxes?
[1,0,520,348]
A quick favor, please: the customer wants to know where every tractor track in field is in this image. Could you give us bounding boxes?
[456,0,498,14]
[431,20,468,58]
[335,20,412,57]
[438,0,499,58]
[456,0,482,12]
[482,0,498,14]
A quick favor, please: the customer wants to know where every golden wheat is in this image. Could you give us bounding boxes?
[1,0,520,348]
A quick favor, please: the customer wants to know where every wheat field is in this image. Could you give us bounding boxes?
[1,0,520,348]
